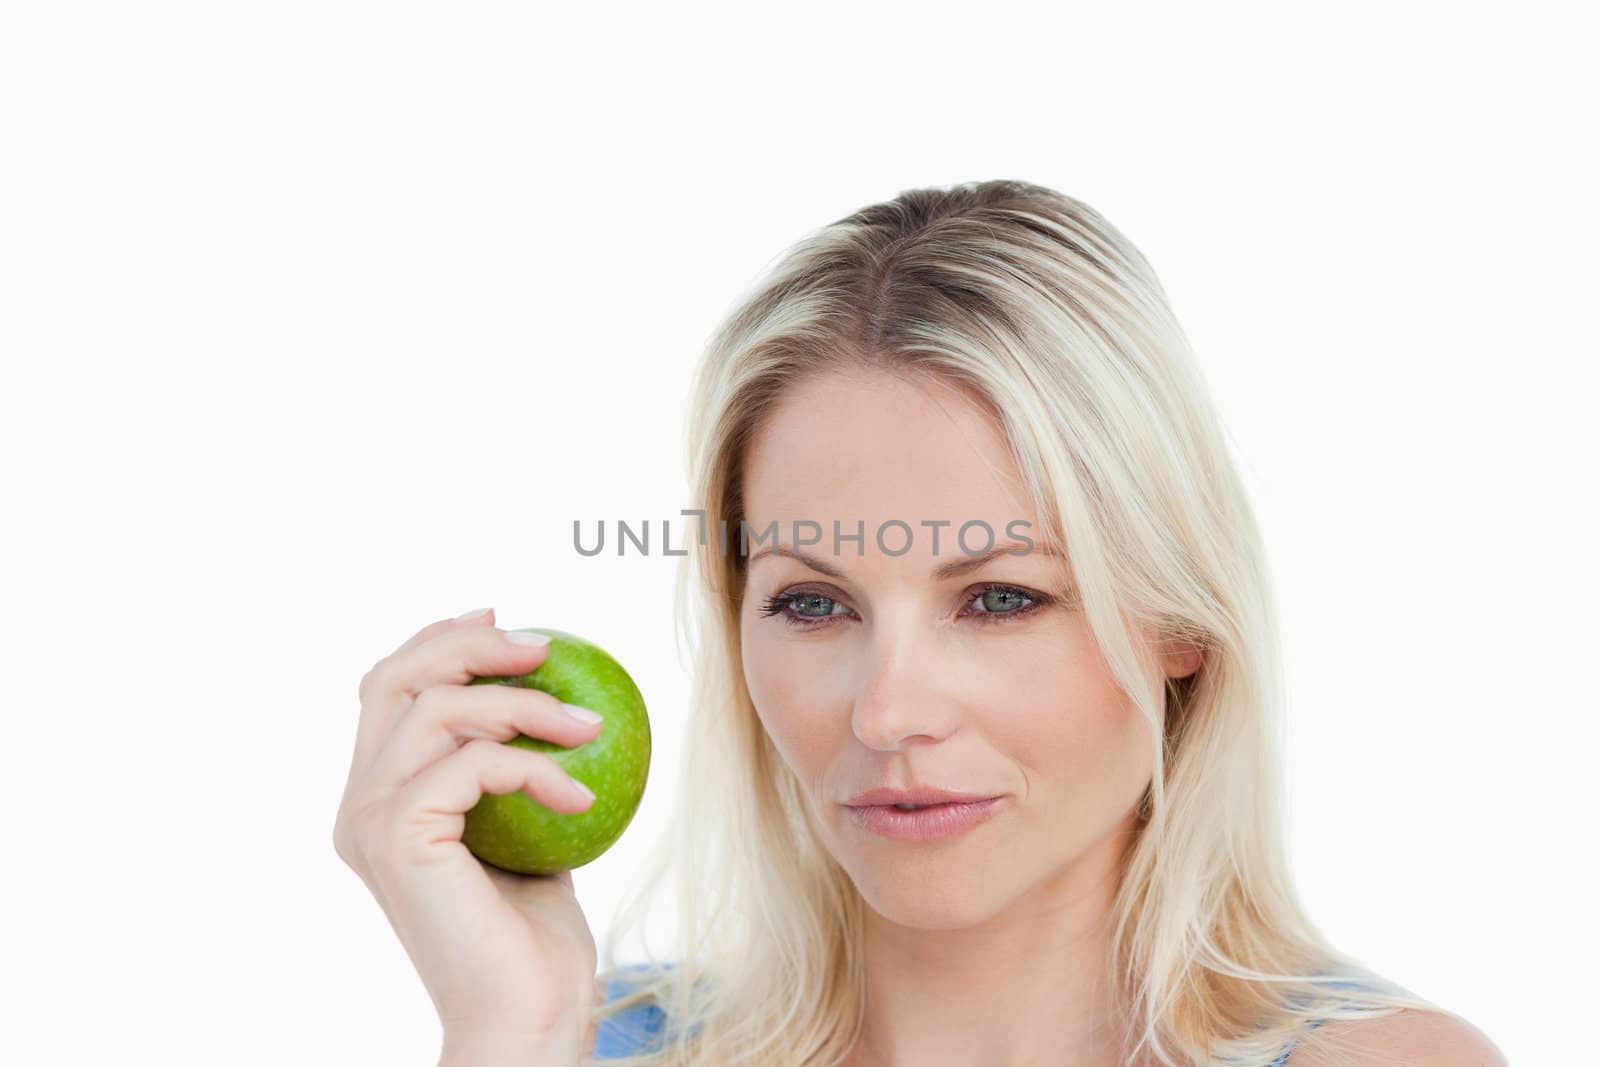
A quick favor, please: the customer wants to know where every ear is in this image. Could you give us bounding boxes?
[1160,638,1205,680]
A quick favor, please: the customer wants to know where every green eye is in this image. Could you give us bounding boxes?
[975,587,1031,614]
[791,593,836,618]
[758,591,845,622]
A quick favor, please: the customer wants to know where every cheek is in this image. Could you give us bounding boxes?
[741,614,843,778]
[997,630,1155,802]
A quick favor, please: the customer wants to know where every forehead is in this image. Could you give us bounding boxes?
[742,368,1038,543]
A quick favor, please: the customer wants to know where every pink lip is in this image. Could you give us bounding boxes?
[846,786,1000,807]
[845,796,1006,841]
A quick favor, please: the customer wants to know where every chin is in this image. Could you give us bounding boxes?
[857,880,1014,930]
[841,854,1021,930]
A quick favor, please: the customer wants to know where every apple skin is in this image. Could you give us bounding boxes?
[460,627,650,875]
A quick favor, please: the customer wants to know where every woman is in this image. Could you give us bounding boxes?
[334,180,1505,1065]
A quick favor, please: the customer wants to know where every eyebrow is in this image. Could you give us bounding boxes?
[747,541,1061,581]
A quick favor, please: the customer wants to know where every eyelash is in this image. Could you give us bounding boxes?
[757,583,1054,630]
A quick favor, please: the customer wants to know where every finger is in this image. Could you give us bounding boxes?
[362,622,553,712]
[394,737,597,845]
[393,606,498,658]
[366,607,499,693]
[367,680,604,794]
[353,613,533,774]
[357,607,499,713]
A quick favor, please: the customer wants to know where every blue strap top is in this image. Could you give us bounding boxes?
[592,963,671,1059]
[1267,1034,1301,1067]
[1265,977,1380,1066]
[593,966,1374,1064]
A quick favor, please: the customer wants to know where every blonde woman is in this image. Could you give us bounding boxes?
[335,180,1506,1066]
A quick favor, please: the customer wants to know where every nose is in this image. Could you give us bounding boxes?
[850,624,964,750]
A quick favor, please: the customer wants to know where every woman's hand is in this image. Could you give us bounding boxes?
[333,608,606,1056]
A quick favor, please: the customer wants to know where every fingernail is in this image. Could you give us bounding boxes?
[505,630,552,646]
[564,704,603,725]
[455,606,492,620]
[570,776,595,801]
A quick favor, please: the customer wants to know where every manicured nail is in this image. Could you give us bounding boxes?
[455,606,493,620]
[564,704,603,725]
[505,630,551,646]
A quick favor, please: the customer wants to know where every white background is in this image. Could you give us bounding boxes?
[2,3,1593,1063]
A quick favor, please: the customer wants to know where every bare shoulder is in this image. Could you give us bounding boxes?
[1284,1008,1507,1067]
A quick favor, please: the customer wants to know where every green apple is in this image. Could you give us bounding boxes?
[460,627,650,875]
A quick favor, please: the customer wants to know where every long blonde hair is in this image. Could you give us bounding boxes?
[590,179,1444,1065]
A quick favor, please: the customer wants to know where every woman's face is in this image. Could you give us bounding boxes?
[738,367,1200,929]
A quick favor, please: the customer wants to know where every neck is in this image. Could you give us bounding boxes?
[845,814,1146,1067]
